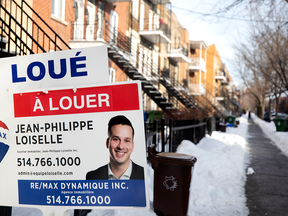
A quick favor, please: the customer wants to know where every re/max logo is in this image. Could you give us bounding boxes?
[11,52,87,83]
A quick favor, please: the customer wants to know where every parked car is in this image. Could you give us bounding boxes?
[264,111,275,122]
[276,113,288,119]
[271,112,276,121]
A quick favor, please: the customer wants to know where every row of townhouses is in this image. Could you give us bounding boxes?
[0,0,241,120]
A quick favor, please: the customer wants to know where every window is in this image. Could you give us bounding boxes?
[51,0,65,20]
[132,0,139,19]
[109,68,116,83]
[110,10,119,43]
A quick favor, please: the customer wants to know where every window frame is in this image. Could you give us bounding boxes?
[51,0,66,21]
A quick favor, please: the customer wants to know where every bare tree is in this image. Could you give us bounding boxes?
[211,0,288,16]
[232,0,288,118]
[233,37,271,118]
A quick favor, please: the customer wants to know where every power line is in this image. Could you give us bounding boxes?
[172,6,285,23]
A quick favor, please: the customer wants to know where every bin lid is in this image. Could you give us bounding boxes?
[153,152,197,166]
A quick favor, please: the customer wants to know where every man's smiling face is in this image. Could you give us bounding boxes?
[106,124,134,167]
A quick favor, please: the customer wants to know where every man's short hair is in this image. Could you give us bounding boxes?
[108,115,134,138]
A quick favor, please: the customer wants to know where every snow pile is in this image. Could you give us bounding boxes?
[176,124,249,215]
[252,114,288,157]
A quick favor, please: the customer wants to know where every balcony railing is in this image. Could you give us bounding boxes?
[139,18,171,43]
[149,0,173,4]
[70,20,131,53]
[168,44,190,63]
[188,84,206,95]
[216,71,224,76]
[189,57,206,72]
[170,44,189,56]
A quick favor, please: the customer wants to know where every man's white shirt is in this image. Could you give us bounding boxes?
[108,160,132,180]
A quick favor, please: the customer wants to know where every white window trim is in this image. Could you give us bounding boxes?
[132,0,139,19]
[51,0,66,22]
[109,67,116,83]
[50,14,68,25]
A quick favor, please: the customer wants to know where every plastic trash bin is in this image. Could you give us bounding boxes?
[236,119,240,126]
[220,123,226,132]
[148,145,197,216]
[274,118,286,132]
[226,116,236,127]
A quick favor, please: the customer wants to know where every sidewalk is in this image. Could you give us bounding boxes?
[245,118,288,215]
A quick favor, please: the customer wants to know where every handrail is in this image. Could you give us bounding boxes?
[0,7,45,53]
[0,0,70,56]
[0,16,35,55]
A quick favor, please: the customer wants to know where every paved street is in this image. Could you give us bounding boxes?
[245,119,288,215]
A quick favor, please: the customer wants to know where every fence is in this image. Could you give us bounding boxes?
[145,117,222,154]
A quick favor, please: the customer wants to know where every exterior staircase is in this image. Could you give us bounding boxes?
[0,0,226,116]
[107,45,176,111]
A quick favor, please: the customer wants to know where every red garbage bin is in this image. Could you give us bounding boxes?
[148,145,197,216]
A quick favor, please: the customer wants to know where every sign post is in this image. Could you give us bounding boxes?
[0,46,149,215]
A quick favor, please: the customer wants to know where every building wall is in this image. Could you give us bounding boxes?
[180,29,189,86]
[32,0,74,51]
[206,44,221,97]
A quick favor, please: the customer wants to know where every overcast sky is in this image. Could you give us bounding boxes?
[171,0,250,87]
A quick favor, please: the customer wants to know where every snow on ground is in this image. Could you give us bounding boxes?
[12,113,288,216]
[251,113,288,157]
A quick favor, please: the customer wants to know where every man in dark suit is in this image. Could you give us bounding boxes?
[86,115,144,180]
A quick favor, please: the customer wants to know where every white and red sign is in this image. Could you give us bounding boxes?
[0,46,149,215]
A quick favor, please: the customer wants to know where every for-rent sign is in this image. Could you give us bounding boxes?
[0,46,149,215]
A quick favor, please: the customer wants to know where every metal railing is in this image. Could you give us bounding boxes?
[145,118,208,153]
[170,44,189,57]
[188,84,206,95]
[189,57,206,66]
[0,0,70,57]
[139,18,171,39]
[216,71,225,76]
[70,20,131,53]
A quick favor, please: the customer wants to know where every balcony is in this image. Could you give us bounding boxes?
[189,57,206,72]
[167,45,190,63]
[215,71,227,82]
[215,92,225,101]
[69,21,131,53]
[149,0,174,4]
[106,0,174,4]
[105,0,131,2]
[221,78,228,85]
[188,84,206,95]
[139,19,171,44]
